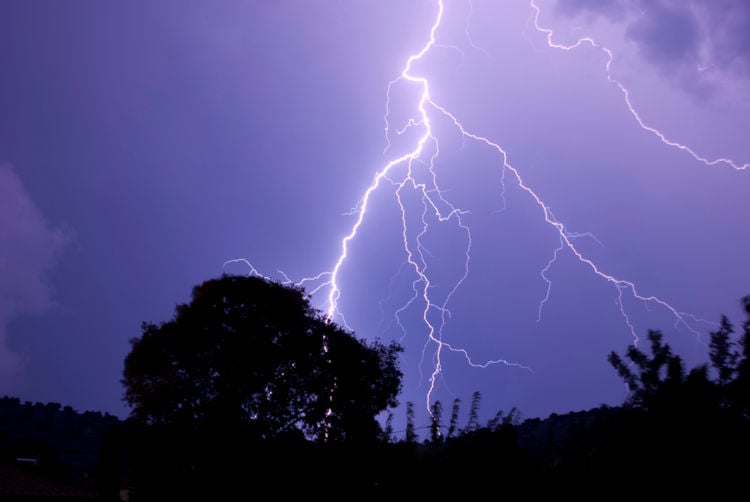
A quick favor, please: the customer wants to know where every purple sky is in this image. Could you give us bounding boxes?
[2,0,749,434]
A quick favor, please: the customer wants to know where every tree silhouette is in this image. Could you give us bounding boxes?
[709,315,738,386]
[607,330,693,412]
[122,274,403,443]
[465,391,481,433]
[405,401,417,443]
[447,398,460,439]
[429,400,443,444]
[603,296,750,487]
[607,328,724,416]
[608,296,750,418]
[486,406,520,430]
[707,295,750,418]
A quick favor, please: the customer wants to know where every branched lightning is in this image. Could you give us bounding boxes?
[230,0,740,419]
[321,0,705,414]
[529,0,750,171]
[537,235,564,323]
[431,102,707,342]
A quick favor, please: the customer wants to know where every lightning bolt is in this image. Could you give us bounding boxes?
[529,0,750,171]
[316,0,711,414]
[230,0,740,419]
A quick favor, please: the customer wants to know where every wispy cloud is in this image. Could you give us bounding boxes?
[0,163,69,392]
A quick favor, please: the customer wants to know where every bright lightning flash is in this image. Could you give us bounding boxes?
[229,0,744,418]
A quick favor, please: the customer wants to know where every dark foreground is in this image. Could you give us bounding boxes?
[2,398,748,500]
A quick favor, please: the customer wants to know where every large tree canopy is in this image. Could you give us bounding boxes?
[607,295,750,417]
[122,274,403,442]
[601,296,750,483]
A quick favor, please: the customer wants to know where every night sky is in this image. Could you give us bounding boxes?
[2,0,749,434]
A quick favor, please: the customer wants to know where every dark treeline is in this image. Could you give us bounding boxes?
[5,390,749,498]
[3,275,750,499]
[0,397,123,497]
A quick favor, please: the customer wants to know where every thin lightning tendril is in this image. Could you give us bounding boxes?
[229,0,740,418]
[530,0,749,171]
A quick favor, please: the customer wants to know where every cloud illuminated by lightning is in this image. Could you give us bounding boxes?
[229,0,739,417]
[529,0,750,171]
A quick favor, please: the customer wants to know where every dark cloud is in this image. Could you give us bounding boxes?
[0,164,68,392]
[694,0,750,76]
[554,0,750,96]
[555,0,627,22]
[626,1,714,97]
[626,1,701,66]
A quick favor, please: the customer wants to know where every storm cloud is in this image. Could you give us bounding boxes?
[555,0,750,94]
[554,0,627,22]
[0,164,68,392]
